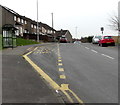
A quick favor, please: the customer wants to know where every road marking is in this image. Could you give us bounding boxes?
[23,46,84,104]
[60,75,66,79]
[58,57,62,59]
[101,54,114,59]
[58,60,62,62]
[60,84,84,103]
[59,68,64,71]
[27,47,32,51]
[68,89,84,104]
[58,63,63,66]
[85,47,90,49]
[91,49,98,53]
[61,84,69,90]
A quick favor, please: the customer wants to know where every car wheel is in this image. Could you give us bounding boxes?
[112,43,115,46]
[100,43,104,47]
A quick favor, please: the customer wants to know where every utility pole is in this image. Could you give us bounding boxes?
[51,13,55,41]
[37,0,39,42]
[75,27,78,39]
[51,13,54,28]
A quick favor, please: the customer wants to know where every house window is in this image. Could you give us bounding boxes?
[31,24,33,28]
[21,19,24,24]
[20,27,23,34]
[47,30,50,33]
[25,20,27,24]
[18,17,20,22]
[34,25,36,29]
[51,30,53,33]
[24,30,27,33]
[54,31,56,34]
[14,16,17,21]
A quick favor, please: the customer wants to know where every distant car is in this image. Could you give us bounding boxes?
[92,36,101,44]
[59,37,68,43]
[98,36,115,47]
[74,41,81,44]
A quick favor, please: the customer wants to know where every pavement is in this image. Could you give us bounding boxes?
[2,44,65,104]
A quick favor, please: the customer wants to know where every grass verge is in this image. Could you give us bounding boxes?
[17,38,40,46]
[0,36,40,50]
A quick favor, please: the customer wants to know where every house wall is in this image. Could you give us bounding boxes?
[0,6,2,34]
[2,7,14,26]
[65,31,72,43]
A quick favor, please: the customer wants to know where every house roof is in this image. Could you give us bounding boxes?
[39,22,56,31]
[0,5,56,32]
[55,30,68,37]
[0,5,20,16]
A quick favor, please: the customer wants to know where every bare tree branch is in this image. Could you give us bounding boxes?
[108,15,120,31]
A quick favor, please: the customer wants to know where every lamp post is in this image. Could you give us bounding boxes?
[51,13,54,28]
[75,26,78,39]
[37,0,39,42]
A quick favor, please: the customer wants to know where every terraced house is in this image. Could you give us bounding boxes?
[0,5,72,42]
[0,5,56,42]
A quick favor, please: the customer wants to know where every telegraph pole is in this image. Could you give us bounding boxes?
[37,0,39,42]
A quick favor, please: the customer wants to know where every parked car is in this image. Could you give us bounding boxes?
[92,36,101,44]
[59,37,68,43]
[98,36,115,47]
[74,41,81,44]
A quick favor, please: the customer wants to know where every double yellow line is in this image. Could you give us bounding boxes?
[23,45,84,104]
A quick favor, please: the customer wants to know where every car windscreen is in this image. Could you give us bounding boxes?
[104,36,112,39]
[95,36,101,39]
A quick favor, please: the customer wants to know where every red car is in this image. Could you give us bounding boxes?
[59,37,68,43]
[98,36,115,47]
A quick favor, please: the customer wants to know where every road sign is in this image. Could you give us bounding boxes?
[101,27,104,34]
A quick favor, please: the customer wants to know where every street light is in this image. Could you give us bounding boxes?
[37,0,39,42]
[51,13,54,28]
[75,27,78,39]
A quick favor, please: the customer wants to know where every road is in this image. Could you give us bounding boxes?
[26,43,118,104]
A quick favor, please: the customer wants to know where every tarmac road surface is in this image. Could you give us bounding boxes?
[28,43,118,104]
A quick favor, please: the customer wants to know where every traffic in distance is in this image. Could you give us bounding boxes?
[73,35,116,47]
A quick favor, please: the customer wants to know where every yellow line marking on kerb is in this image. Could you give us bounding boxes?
[23,46,84,104]
[60,75,66,79]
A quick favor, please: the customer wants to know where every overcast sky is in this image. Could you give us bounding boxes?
[1,0,119,38]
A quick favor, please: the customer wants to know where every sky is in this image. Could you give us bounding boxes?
[0,0,119,38]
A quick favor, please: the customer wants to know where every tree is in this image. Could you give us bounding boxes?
[108,15,120,32]
[108,14,120,44]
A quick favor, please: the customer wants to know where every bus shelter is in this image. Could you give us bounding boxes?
[2,24,17,48]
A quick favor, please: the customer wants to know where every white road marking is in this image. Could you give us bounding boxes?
[101,54,115,59]
[91,49,98,53]
[85,47,90,49]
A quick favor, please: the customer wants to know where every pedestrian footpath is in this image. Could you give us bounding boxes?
[2,45,64,103]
